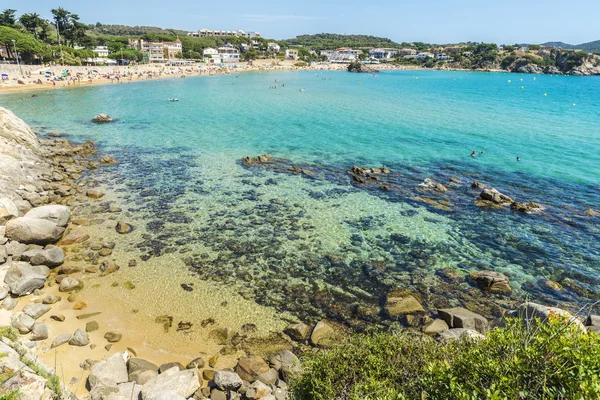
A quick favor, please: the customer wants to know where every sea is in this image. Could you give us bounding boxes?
[2,69,599,329]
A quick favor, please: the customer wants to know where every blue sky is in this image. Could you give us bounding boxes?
[4,0,599,44]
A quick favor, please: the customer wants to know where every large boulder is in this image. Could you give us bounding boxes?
[24,205,71,227]
[506,302,586,332]
[469,271,512,293]
[0,198,19,222]
[4,262,50,296]
[88,353,129,389]
[141,367,200,399]
[269,350,301,379]
[310,320,336,346]
[69,328,90,346]
[12,312,35,333]
[20,247,65,267]
[385,291,424,316]
[31,323,49,341]
[235,356,270,383]
[438,307,488,333]
[5,217,65,244]
[213,371,243,391]
[23,304,51,320]
[478,188,514,205]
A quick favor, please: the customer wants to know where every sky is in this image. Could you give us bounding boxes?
[4,0,599,45]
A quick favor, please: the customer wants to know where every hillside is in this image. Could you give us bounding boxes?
[542,40,600,53]
[283,33,400,50]
[86,23,188,37]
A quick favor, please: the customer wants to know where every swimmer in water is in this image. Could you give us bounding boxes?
[516,157,521,161]
[471,151,477,157]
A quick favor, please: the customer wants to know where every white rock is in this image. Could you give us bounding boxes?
[4,261,50,296]
[23,304,51,320]
[12,311,35,333]
[31,323,49,340]
[25,205,71,227]
[5,217,65,245]
[141,366,200,399]
[0,198,19,222]
[88,353,129,389]
[58,277,83,292]
[21,247,65,267]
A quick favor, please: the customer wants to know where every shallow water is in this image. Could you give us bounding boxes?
[2,70,599,327]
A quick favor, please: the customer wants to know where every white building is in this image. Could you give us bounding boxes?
[192,29,260,38]
[218,47,240,63]
[203,48,220,63]
[435,53,450,61]
[92,46,109,57]
[322,47,362,63]
[285,49,299,59]
[416,52,434,59]
[369,48,398,60]
[268,43,281,52]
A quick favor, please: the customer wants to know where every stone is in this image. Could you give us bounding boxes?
[186,357,205,369]
[310,320,335,346]
[100,155,118,164]
[511,201,544,213]
[4,262,50,296]
[438,307,489,333]
[235,356,270,382]
[59,277,83,292]
[158,362,184,373]
[256,368,279,385]
[116,382,143,400]
[145,389,186,400]
[104,331,123,343]
[5,217,65,245]
[585,315,600,327]
[284,322,311,341]
[246,380,273,399]
[469,271,512,293]
[73,301,87,310]
[129,369,158,385]
[211,389,228,400]
[478,188,514,205]
[422,319,449,334]
[86,190,105,199]
[51,334,71,348]
[506,302,586,332]
[86,321,100,332]
[2,297,18,310]
[0,284,8,300]
[92,114,113,123]
[128,358,159,374]
[24,205,71,227]
[88,353,128,388]
[23,304,51,320]
[42,295,61,304]
[31,323,49,340]
[58,231,90,245]
[0,198,19,222]
[141,367,201,399]
[50,314,65,322]
[115,221,133,234]
[5,241,28,257]
[437,328,485,342]
[386,291,424,316]
[100,260,119,276]
[213,370,243,391]
[0,246,6,264]
[0,341,48,400]
[69,328,90,346]
[269,350,301,379]
[12,312,36,333]
[21,247,65,267]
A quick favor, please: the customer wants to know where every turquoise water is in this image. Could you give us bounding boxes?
[2,70,600,327]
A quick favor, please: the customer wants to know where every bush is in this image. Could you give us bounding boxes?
[291,318,600,400]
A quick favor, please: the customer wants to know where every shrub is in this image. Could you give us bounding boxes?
[291,318,600,400]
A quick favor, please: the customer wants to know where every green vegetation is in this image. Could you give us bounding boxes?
[0,327,18,342]
[283,33,400,51]
[292,318,600,400]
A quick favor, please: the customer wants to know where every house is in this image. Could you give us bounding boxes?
[128,38,182,62]
[92,46,109,57]
[435,53,450,61]
[196,29,260,38]
[218,47,240,63]
[369,48,398,60]
[163,38,183,59]
[323,47,362,63]
[203,48,220,63]
[398,48,417,56]
[268,43,281,52]
[416,52,434,59]
[285,49,299,59]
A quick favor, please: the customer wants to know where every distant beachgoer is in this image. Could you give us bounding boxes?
[471,151,476,157]
[516,157,521,161]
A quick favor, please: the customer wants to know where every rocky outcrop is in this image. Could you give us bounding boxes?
[438,307,489,334]
[469,271,512,294]
[92,114,113,123]
[347,62,376,73]
[506,302,586,332]
[241,154,273,166]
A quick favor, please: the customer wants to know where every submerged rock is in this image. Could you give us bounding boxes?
[115,221,134,234]
[92,114,113,123]
[469,271,512,294]
[385,290,425,316]
[477,188,514,205]
[242,154,273,166]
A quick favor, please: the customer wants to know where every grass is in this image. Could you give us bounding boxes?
[291,318,600,400]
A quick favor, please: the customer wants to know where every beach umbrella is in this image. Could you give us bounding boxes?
[1,74,7,77]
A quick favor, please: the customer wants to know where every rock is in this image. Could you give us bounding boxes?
[385,291,424,316]
[12,312,36,333]
[23,304,51,319]
[0,284,8,300]
[0,246,6,264]
[437,328,485,342]
[100,260,119,276]
[73,301,87,310]
[511,201,543,213]
[269,350,301,379]
[50,314,65,322]
[129,369,158,385]
[104,331,123,343]
[86,190,105,199]
[115,221,133,234]
[4,262,50,296]
[242,154,272,166]
[86,321,100,332]
[88,353,128,388]
[2,297,18,310]
[5,241,28,257]
[58,277,83,292]
[347,62,376,73]
[128,358,159,374]
[146,389,186,400]
[141,367,201,399]
[31,323,49,340]
[438,307,488,333]
[51,333,71,348]
[0,198,19,222]
[478,188,514,205]
[471,181,485,189]
[211,389,228,400]
[585,209,600,217]
[235,356,270,382]
[186,357,205,369]
[21,247,65,267]
[5,217,65,244]
[100,155,118,164]
[24,205,71,227]
[69,328,90,346]
[92,114,113,123]
[585,315,600,327]
[506,302,586,332]
[422,319,449,334]
[256,368,279,385]
[42,295,61,304]
[246,380,273,399]
[213,370,243,391]
[310,320,335,346]
[0,341,49,400]
[158,362,184,373]
[116,382,143,400]
[58,231,90,245]
[469,271,512,293]
[284,322,311,341]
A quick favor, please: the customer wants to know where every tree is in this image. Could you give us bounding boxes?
[19,13,49,41]
[51,8,86,47]
[529,44,541,51]
[0,26,48,63]
[0,9,17,28]
[358,52,367,61]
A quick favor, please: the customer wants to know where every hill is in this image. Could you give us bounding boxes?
[541,41,574,48]
[86,23,188,37]
[283,33,400,50]
[542,40,600,53]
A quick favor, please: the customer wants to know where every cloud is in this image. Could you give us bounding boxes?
[241,14,325,22]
